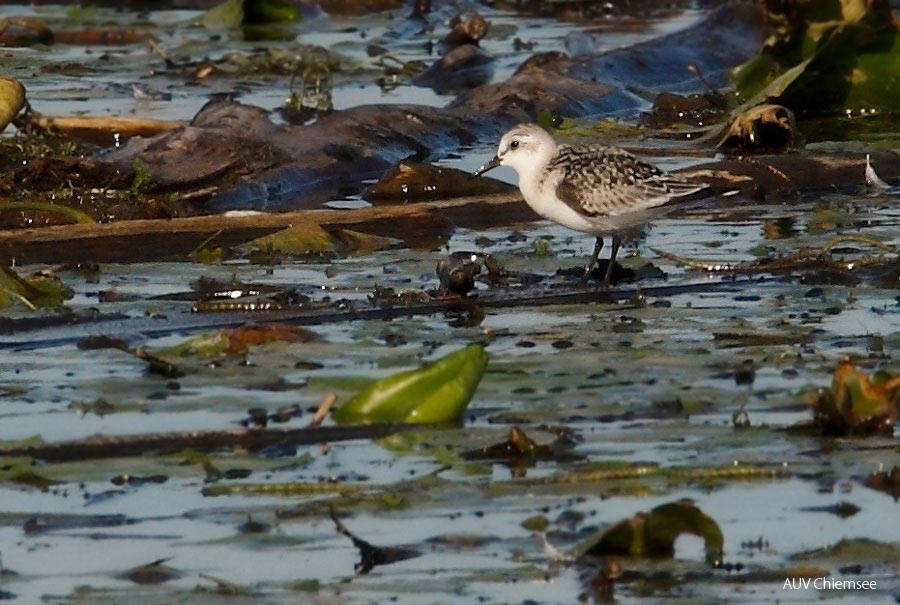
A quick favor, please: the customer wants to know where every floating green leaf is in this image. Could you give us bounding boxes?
[0,266,73,310]
[0,457,55,491]
[248,223,335,255]
[333,344,488,424]
[202,0,244,28]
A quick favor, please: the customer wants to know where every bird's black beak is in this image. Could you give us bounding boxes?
[474,156,501,177]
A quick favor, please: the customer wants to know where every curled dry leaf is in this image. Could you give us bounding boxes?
[812,357,900,436]
[717,103,798,152]
[581,499,724,565]
[0,76,25,132]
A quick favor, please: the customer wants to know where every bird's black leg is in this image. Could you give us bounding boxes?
[602,235,621,284]
[584,236,604,278]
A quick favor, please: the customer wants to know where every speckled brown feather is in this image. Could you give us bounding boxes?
[548,144,705,218]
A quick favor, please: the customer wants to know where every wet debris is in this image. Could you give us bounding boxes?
[712,329,813,349]
[436,251,482,295]
[411,43,494,94]
[444,12,488,47]
[0,423,414,463]
[579,559,622,604]
[109,474,168,487]
[731,0,900,117]
[0,76,25,132]
[329,506,419,574]
[198,573,255,597]
[646,89,727,129]
[462,425,582,466]
[0,265,73,310]
[366,161,514,203]
[717,104,799,152]
[799,501,861,519]
[811,358,899,436]
[240,404,303,428]
[237,515,273,535]
[77,334,183,378]
[117,558,181,585]
[0,15,151,48]
[863,466,900,499]
[158,323,318,357]
[0,459,55,491]
[654,234,900,279]
[580,499,724,565]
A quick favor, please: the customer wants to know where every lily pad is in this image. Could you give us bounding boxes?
[333,344,489,424]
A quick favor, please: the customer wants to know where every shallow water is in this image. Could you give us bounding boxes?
[2,2,900,605]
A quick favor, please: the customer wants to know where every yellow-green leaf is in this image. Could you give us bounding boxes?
[333,344,488,424]
[249,223,335,255]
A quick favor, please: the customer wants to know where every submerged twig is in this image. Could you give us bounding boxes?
[652,234,900,274]
[309,392,337,428]
[329,504,419,574]
[0,422,416,462]
[541,463,791,486]
[0,279,749,350]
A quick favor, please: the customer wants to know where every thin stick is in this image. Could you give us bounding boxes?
[309,392,337,428]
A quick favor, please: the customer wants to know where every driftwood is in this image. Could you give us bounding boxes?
[0,423,416,462]
[0,191,527,264]
[25,112,185,146]
[1,149,897,265]
[0,278,750,349]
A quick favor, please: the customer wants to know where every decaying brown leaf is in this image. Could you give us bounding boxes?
[580,499,724,565]
[717,103,799,152]
[864,466,900,499]
[0,76,25,132]
[812,358,900,436]
[226,323,319,354]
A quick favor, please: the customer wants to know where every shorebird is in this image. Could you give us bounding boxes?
[475,123,707,282]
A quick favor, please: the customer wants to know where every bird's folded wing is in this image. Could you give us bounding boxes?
[554,148,706,218]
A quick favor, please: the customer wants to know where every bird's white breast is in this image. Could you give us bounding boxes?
[519,169,618,236]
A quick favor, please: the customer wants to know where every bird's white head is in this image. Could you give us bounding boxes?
[474,123,558,178]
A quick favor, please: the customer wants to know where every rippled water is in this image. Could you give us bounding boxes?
[2,3,900,604]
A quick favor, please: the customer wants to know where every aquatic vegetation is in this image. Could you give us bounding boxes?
[333,344,488,424]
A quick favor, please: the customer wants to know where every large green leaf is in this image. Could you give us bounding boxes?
[333,344,488,424]
[730,0,900,116]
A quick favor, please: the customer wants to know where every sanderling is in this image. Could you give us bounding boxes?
[475,123,707,282]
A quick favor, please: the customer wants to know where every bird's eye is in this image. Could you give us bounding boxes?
[510,140,520,150]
